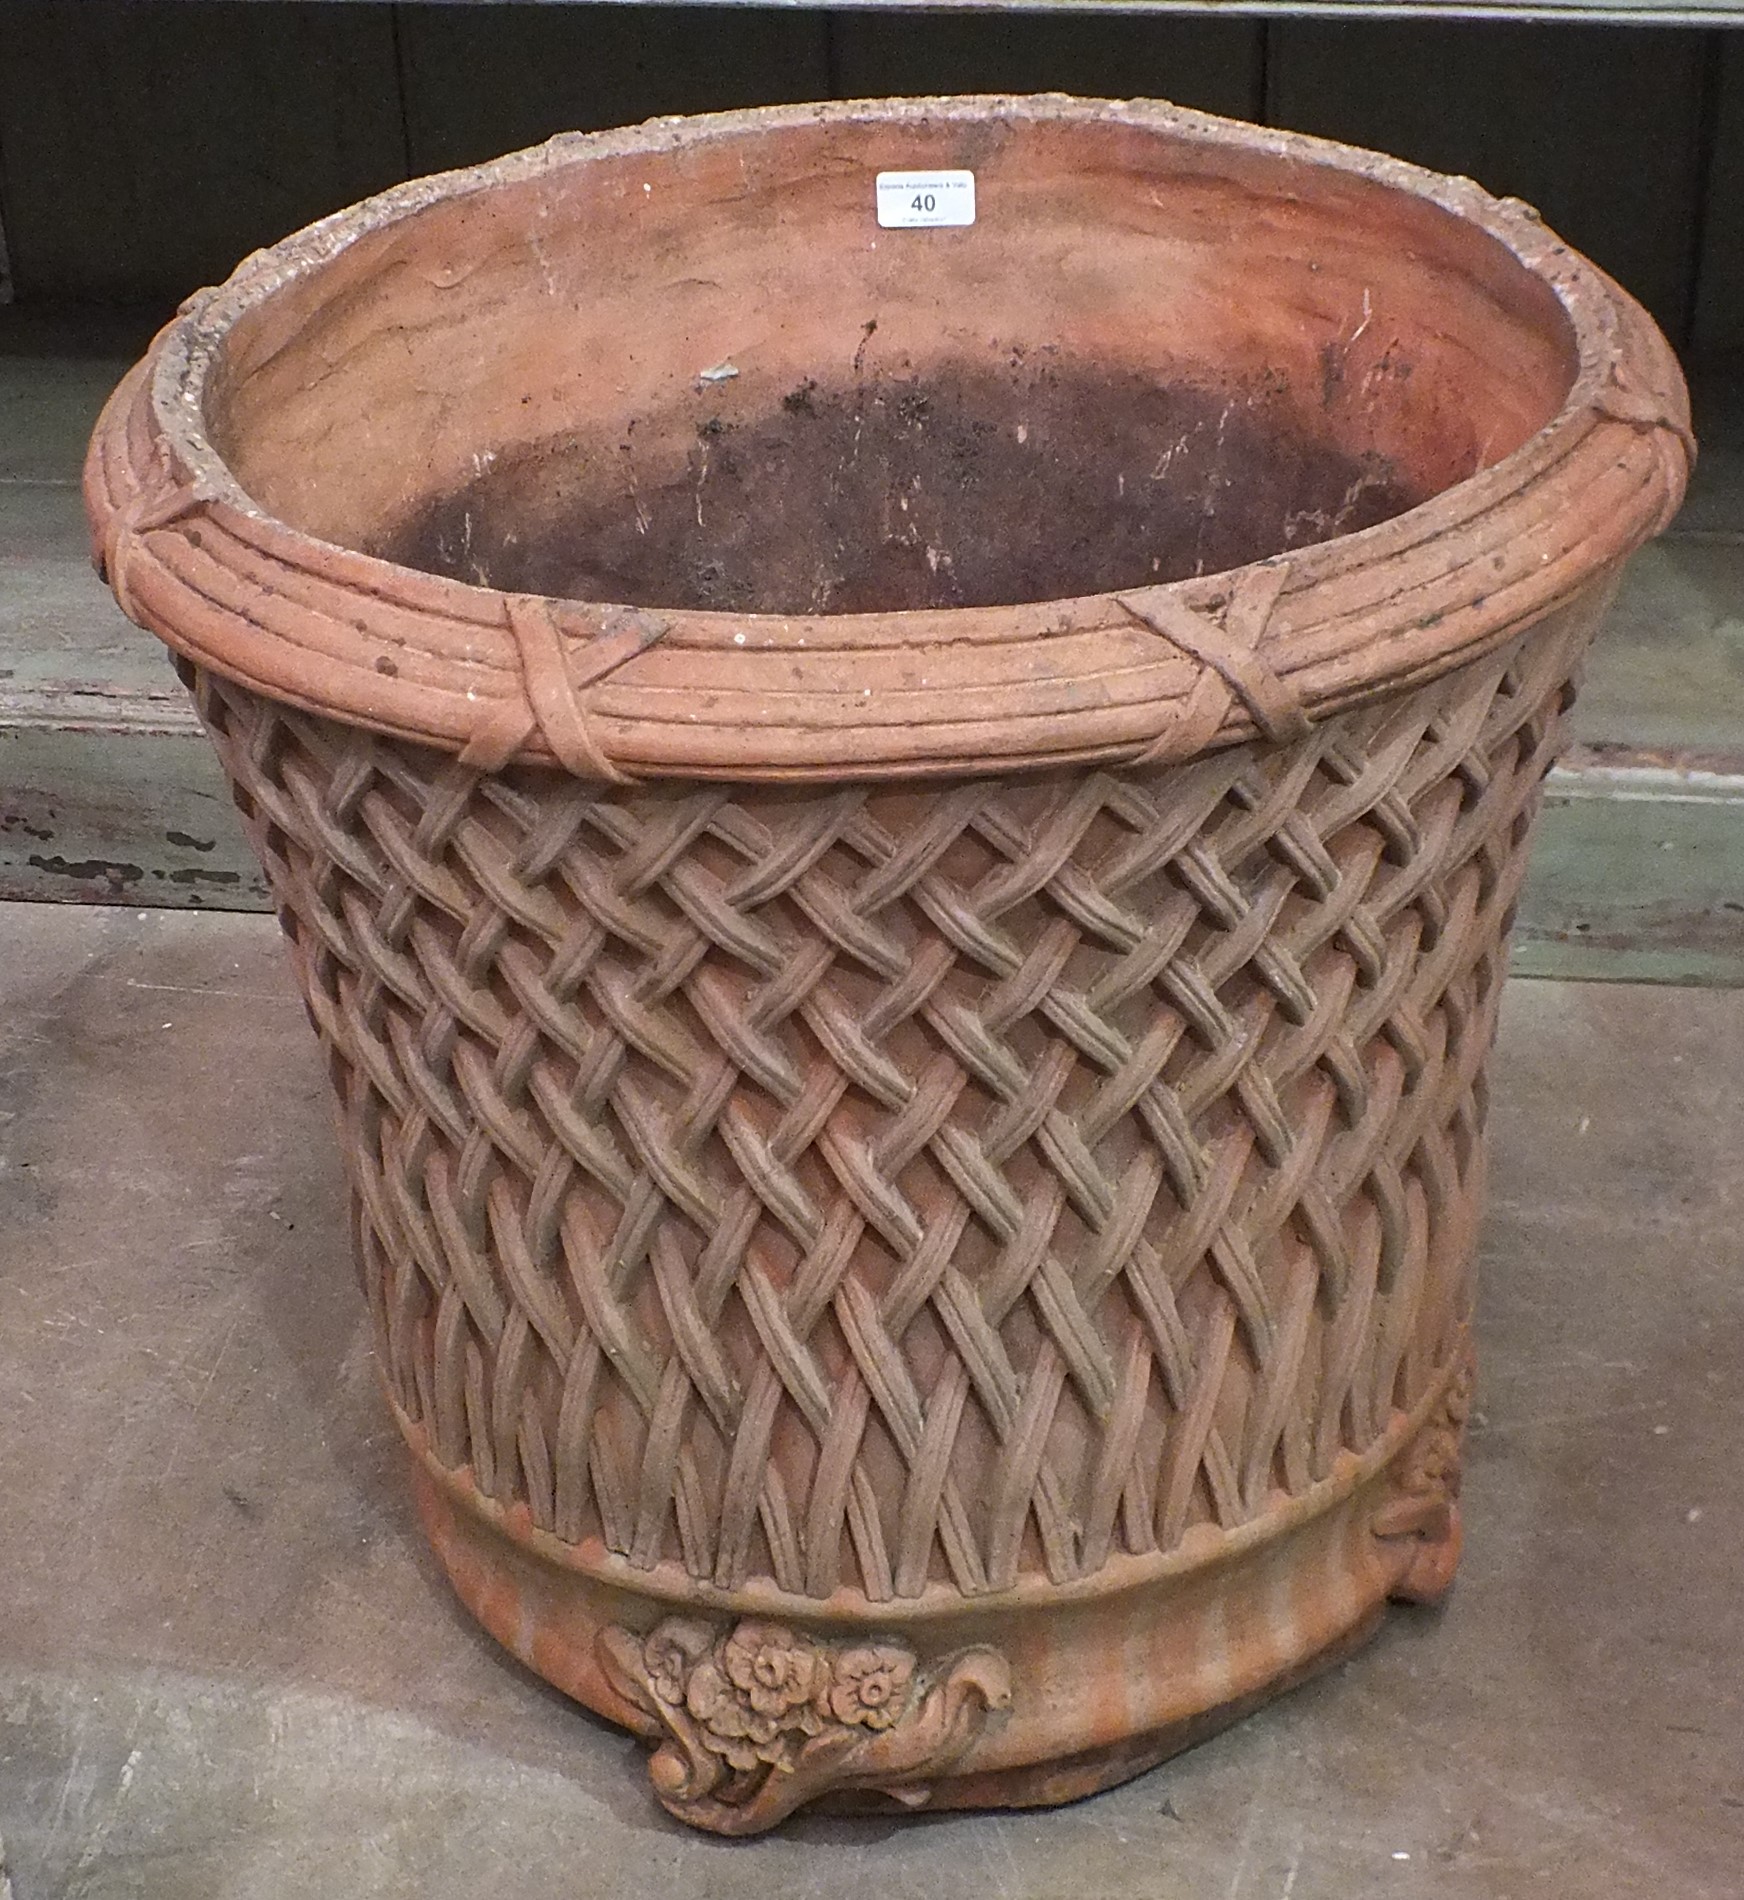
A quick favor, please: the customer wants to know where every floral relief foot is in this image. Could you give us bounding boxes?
[1376,1341,1476,1605]
[598,1617,1012,1835]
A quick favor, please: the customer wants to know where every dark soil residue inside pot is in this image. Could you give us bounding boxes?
[375,363,1421,615]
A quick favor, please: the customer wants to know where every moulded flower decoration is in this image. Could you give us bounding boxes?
[676,1626,830,1772]
[828,1645,915,1730]
[682,1660,778,1770]
[597,1614,1012,1833]
[644,1620,711,1708]
[722,1620,829,1720]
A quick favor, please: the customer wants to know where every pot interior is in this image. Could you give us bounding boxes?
[203,106,1580,616]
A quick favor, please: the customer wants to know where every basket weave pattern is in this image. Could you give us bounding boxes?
[187,603,1579,1607]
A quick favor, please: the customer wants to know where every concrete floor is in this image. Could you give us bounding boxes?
[0,902,1739,1900]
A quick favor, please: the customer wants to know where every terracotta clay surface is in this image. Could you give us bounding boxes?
[85,96,1689,1834]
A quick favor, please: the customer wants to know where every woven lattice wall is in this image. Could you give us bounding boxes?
[187,602,1578,1607]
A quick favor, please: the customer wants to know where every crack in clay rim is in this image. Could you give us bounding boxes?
[88,94,1691,783]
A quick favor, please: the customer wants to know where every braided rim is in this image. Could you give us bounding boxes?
[83,95,1690,785]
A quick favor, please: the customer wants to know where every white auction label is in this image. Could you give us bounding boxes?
[876,170,976,230]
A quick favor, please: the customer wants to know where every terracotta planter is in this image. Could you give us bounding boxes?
[86,96,1688,1834]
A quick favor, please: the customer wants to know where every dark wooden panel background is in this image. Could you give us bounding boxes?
[1265,20,1712,344]
[0,3,407,306]
[0,1,1735,355]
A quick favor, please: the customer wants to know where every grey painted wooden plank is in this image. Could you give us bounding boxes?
[1265,19,1709,344]
[1515,764,1744,984]
[1613,371,1744,544]
[1572,541,1744,756]
[8,565,1742,974]
[0,2,408,304]
[0,488,191,710]
[0,352,136,487]
[11,728,1740,988]
[0,727,266,907]
[3,338,1740,974]
[827,12,1261,116]
[1664,470,1744,544]
[397,5,833,175]
[14,723,1741,987]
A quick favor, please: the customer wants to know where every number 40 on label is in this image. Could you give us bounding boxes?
[875,170,977,230]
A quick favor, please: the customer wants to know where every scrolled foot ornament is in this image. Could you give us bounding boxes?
[1375,1342,1476,1605]
[598,1617,1012,1834]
